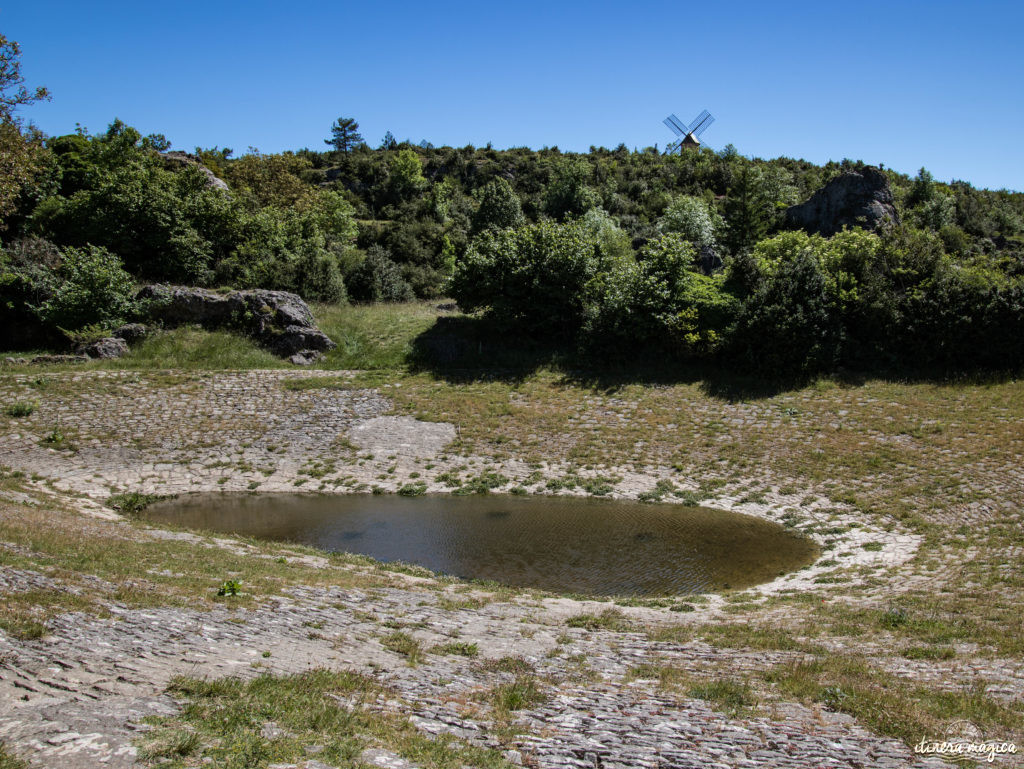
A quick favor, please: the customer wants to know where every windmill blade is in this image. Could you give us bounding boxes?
[691,112,715,138]
[666,114,687,136]
[686,109,711,133]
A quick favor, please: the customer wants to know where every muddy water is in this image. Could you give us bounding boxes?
[143,493,818,596]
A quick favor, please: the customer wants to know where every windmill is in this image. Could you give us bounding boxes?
[663,109,715,153]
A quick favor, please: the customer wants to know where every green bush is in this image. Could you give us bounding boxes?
[450,220,604,337]
[472,177,523,233]
[730,249,843,376]
[347,246,414,303]
[586,233,738,358]
[37,244,136,332]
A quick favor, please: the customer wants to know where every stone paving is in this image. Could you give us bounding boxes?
[0,369,1017,767]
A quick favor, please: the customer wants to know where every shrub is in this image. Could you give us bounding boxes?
[729,249,843,376]
[347,246,414,303]
[472,177,523,233]
[659,195,720,249]
[36,244,136,332]
[450,220,604,337]
[293,241,347,303]
[586,233,738,358]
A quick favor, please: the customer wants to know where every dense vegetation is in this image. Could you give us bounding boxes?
[2,35,1022,375]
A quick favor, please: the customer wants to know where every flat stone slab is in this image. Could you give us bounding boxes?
[348,416,455,458]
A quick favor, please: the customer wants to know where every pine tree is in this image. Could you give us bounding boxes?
[723,165,770,255]
[324,117,363,153]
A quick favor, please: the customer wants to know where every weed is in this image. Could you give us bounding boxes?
[491,676,546,713]
[902,645,956,661]
[0,742,28,769]
[477,656,535,675]
[380,631,424,665]
[217,579,242,597]
[565,608,632,632]
[430,641,479,657]
[687,679,755,716]
[107,492,171,516]
[3,401,35,418]
[397,482,427,497]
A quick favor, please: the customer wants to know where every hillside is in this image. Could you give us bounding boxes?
[3,117,1024,377]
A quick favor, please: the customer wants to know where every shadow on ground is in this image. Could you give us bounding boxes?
[406,315,1017,402]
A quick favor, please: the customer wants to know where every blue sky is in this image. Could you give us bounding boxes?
[4,0,1022,191]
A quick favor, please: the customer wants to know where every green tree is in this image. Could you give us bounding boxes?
[544,157,599,220]
[472,177,524,233]
[386,148,426,203]
[659,195,719,248]
[723,165,770,255]
[730,249,843,375]
[587,233,737,358]
[0,34,50,224]
[325,117,363,153]
[0,33,49,121]
[347,246,414,303]
[450,220,603,337]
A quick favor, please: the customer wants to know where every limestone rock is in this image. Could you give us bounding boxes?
[111,323,149,344]
[160,151,230,192]
[272,326,334,358]
[137,285,335,360]
[784,166,900,236]
[76,337,129,359]
[289,349,324,366]
[30,354,90,364]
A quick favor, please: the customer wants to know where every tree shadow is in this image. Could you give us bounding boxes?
[406,315,1021,400]
[407,316,813,400]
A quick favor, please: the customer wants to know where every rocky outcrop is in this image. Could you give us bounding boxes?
[137,285,336,360]
[160,152,230,193]
[75,338,129,360]
[111,323,149,345]
[785,166,900,236]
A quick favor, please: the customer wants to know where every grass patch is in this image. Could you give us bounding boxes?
[565,608,633,632]
[112,327,285,370]
[628,664,754,716]
[314,301,441,370]
[430,641,479,657]
[0,743,28,769]
[477,656,535,675]
[686,679,756,717]
[3,401,35,417]
[490,676,546,714]
[380,631,425,665]
[397,482,427,497]
[140,669,511,769]
[762,657,1024,750]
[107,492,171,516]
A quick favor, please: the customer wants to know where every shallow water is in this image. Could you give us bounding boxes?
[143,493,818,596]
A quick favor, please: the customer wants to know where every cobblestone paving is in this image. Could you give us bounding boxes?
[0,571,954,768]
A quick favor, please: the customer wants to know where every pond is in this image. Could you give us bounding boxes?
[142,493,819,596]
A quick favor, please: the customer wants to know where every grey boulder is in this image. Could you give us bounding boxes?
[784,166,900,236]
[137,285,335,360]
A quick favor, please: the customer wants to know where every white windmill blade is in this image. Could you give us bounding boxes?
[663,115,684,136]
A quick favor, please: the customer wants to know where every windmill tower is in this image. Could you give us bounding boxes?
[663,109,715,152]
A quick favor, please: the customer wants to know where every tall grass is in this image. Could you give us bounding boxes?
[313,301,441,370]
